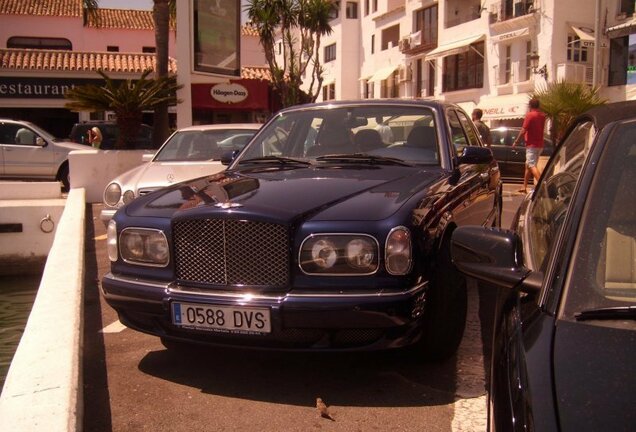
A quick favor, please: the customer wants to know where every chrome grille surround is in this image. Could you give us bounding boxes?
[173,218,289,287]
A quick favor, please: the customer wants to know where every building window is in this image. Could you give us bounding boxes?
[524,40,532,81]
[567,34,588,63]
[609,34,636,86]
[363,80,374,98]
[502,45,512,84]
[619,0,635,15]
[278,42,282,55]
[7,36,72,50]
[330,1,341,19]
[346,2,358,19]
[371,34,375,54]
[142,46,156,53]
[380,71,399,98]
[381,24,400,50]
[324,43,336,62]
[372,0,377,13]
[415,5,438,49]
[442,42,484,92]
[107,46,120,52]
[365,0,369,16]
[428,60,436,97]
[323,82,336,100]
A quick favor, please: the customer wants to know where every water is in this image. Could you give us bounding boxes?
[0,275,40,391]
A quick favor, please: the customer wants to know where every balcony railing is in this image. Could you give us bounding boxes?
[489,0,535,24]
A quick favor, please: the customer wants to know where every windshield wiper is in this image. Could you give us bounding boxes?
[238,156,311,166]
[574,305,636,321]
[315,154,413,167]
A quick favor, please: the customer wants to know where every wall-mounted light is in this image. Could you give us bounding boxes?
[529,51,548,80]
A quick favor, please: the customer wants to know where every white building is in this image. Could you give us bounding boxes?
[313,0,636,127]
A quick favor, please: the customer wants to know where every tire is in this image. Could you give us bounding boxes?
[57,162,70,192]
[415,237,468,362]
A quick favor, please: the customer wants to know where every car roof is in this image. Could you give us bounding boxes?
[176,123,262,132]
[575,101,636,130]
[275,99,457,113]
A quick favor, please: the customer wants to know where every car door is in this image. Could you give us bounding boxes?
[2,122,57,177]
[447,108,497,226]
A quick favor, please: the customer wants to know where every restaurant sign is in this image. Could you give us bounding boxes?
[211,83,249,104]
[0,77,103,99]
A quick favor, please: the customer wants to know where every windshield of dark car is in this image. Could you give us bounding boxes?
[154,129,257,162]
[236,106,439,166]
[559,120,636,323]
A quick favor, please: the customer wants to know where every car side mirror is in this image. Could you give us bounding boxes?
[451,226,539,294]
[35,137,46,147]
[221,150,240,166]
[141,153,154,162]
[457,146,494,165]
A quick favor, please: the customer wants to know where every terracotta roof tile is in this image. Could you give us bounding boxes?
[0,48,177,74]
[87,8,157,30]
[241,23,260,37]
[0,0,81,17]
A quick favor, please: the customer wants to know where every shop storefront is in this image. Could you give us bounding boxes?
[190,78,278,125]
[477,93,529,128]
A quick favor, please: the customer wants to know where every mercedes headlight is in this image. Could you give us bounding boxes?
[300,234,378,275]
[119,228,169,267]
[104,182,122,207]
[122,190,135,204]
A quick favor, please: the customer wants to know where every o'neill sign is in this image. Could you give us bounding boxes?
[211,83,248,104]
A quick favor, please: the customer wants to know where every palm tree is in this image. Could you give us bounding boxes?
[532,80,607,143]
[151,0,175,147]
[245,0,336,107]
[64,70,181,149]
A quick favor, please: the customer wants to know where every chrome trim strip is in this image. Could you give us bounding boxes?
[105,273,428,300]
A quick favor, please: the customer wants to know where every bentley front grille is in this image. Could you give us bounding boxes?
[173,219,289,287]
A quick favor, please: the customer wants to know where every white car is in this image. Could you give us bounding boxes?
[0,119,86,190]
[100,123,261,224]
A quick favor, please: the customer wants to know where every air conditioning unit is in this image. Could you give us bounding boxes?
[398,65,412,82]
[398,37,411,52]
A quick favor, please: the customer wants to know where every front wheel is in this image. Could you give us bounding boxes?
[414,238,467,362]
[57,162,70,192]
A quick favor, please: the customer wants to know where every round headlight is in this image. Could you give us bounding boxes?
[346,238,375,270]
[311,239,337,269]
[122,190,135,204]
[123,232,144,258]
[104,183,122,207]
[147,234,169,263]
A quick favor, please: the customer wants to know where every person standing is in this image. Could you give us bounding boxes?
[88,126,103,149]
[471,108,491,145]
[513,98,546,193]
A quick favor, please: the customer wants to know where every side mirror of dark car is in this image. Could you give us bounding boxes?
[221,150,240,166]
[36,137,46,147]
[457,146,494,165]
[451,226,539,295]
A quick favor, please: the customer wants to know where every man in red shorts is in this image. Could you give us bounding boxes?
[513,98,546,193]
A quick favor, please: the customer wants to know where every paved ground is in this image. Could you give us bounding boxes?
[82,185,525,432]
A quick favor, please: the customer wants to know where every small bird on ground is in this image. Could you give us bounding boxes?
[316,397,335,421]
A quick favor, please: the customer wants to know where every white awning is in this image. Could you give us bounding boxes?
[570,25,599,48]
[368,65,399,83]
[492,28,530,43]
[607,18,636,37]
[477,94,530,120]
[425,34,485,60]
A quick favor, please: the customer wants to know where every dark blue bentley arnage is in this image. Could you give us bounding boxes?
[102,100,501,361]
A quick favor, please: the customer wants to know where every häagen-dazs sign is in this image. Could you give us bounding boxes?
[210,83,248,104]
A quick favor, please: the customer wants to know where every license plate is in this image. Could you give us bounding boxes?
[171,302,271,334]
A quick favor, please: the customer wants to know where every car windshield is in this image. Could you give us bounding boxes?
[236,105,439,166]
[25,121,58,141]
[560,119,636,323]
[154,129,257,162]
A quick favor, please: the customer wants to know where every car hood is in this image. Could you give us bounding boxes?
[113,160,227,194]
[123,164,446,223]
[553,320,636,431]
[53,140,89,151]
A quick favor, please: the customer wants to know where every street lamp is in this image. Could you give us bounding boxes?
[529,51,548,80]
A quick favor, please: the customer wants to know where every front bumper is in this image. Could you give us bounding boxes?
[99,207,117,226]
[101,273,428,351]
